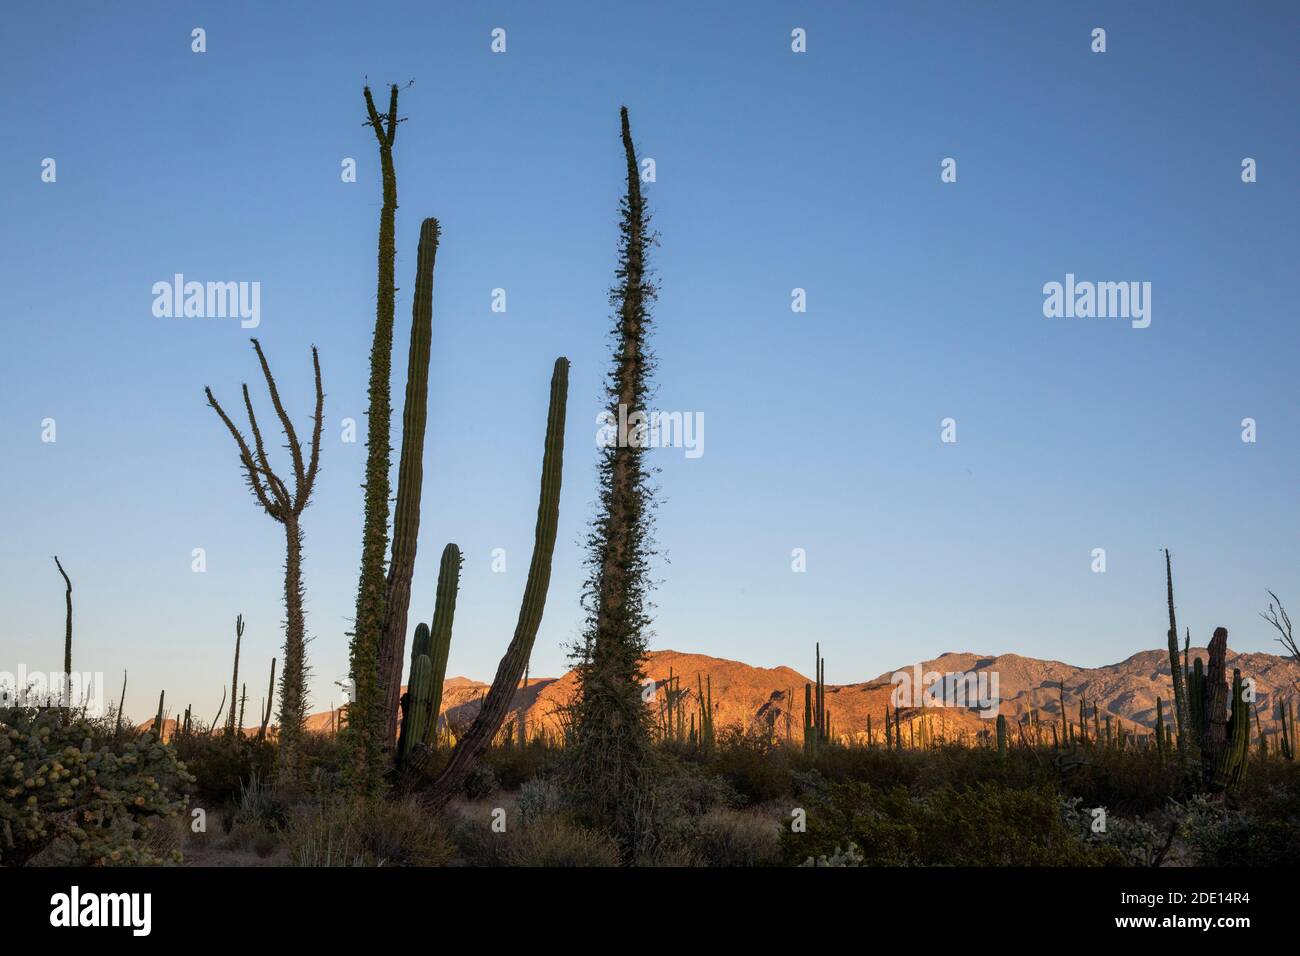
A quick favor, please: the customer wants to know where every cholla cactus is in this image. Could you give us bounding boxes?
[0,708,194,866]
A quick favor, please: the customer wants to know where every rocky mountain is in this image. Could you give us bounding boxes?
[300,646,1300,745]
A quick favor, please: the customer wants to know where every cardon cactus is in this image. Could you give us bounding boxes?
[380,218,443,744]
[400,357,569,808]
[397,544,460,763]
[424,543,459,746]
[697,674,715,753]
[1280,699,1295,761]
[398,653,433,763]
[1208,668,1250,791]
[1183,628,1250,791]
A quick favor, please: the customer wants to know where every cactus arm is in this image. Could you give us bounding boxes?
[1163,550,1194,766]
[210,686,226,734]
[113,670,127,737]
[424,544,461,745]
[258,658,276,741]
[53,556,72,706]
[154,690,165,741]
[380,218,443,743]
[227,614,244,735]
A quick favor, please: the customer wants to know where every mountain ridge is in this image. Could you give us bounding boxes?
[298,645,1300,744]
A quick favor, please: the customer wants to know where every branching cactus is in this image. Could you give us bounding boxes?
[1175,621,1251,791]
[380,218,443,744]
[399,357,569,805]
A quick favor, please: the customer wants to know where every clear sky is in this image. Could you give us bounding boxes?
[2,1,1296,724]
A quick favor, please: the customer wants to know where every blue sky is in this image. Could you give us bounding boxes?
[2,1,1296,723]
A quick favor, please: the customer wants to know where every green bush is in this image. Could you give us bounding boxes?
[0,707,193,866]
[516,777,566,825]
[462,764,499,800]
[709,730,793,804]
[1174,788,1300,866]
[782,779,1126,866]
[482,740,560,790]
[630,755,743,852]
[172,732,276,806]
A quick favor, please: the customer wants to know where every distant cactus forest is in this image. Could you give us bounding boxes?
[4,88,1298,871]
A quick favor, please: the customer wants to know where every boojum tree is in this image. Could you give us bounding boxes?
[568,106,659,854]
[206,340,323,783]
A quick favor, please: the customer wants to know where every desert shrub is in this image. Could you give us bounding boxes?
[782,779,1125,866]
[691,808,782,867]
[792,768,832,803]
[1055,746,1180,815]
[463,764,499,800]
[517,777,567,825]
[0,707,193,866]
[499,817,620,867]
[709,729,793,804]
[447,807,507,866]
[214,772,293,859]
[172,733,275,806]
[230,771,290,830]
[1061,796,1179,866]
[630,756,743,852]
[283,796,455,866]
[482,740,560,790]
[800,843,865,867]
[223,818,280,858]
[448,797,618,868]
[635,842,705,866]
[1172,787,1300,866]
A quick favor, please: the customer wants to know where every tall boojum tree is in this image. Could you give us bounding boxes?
[568,106,658,853]
[348,83,402,793]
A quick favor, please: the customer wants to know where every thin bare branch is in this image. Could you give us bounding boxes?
[250,339,307,495]
[205,386,280,517]
[1262,590,1299,665]
[300,346,324,515]
[241,384,290,515]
